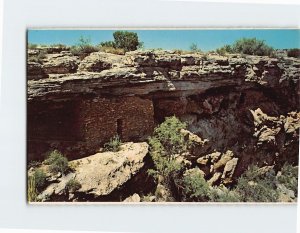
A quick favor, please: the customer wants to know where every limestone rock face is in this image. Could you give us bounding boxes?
[27,49,300,200]
[43,54,79,74]
[251,108,300,147]
[71,142,148,197]
[78,52,125,72]
[27,62,48,80]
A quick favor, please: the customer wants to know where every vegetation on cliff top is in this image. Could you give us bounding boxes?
[216,37,274,56]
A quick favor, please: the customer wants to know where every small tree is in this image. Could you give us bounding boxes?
[148,116,187,187]
[113,31,141,52]
[232,38,274,56]
[44,150,69,174]
[181,170,211,202]
[190,43,201,53]
[70,36,99,56]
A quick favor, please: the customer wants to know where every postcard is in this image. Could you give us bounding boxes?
[27,29,299,203]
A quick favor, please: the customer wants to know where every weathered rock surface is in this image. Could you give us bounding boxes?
[72,142,148,197]
[27,49,299,202]
[78,52,125,72]
[123,193,141,202]
[42,54,79,74]
[36,142,149,201]
[27,62,48,80]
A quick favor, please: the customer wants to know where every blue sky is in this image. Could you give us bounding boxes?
[27,29,300,51]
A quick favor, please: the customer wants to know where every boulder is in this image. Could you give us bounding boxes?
[43,54,79,74]
[212,150,234,172]
[123,193,141,202]
[72,142,148,197]
[221,158,238,184]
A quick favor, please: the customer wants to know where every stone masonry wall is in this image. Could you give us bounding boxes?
[78,96,155,151]
[28,96,154,160]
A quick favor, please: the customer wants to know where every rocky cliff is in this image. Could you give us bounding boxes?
[27,47,300,202]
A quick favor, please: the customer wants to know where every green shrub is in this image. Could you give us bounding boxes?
[216,45,233,56]
[153,116,187,155]
[100,31,143,52]
[32,168,47,190]
[181,171,211,202]
[104,135,122,152]
[65,178,81,193]
[277,163,298,197]
[99,46,125,55]
[113,31,142,52]
[233,38,274,56]
[216,38,274,56]
[148,116,187,185]
[210,187,241,202]
[70,36,99,56]
[190,43,201,53]
[287,48,300,58]
[99,41,116,48]
[235,165,278,202]
[44,150,69,174]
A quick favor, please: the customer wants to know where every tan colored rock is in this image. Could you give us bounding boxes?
[73,142,148,196]
[37,173,75,201]
[123,193,141,202]
[284,112,300,134]
[209,151,222,163]
[257,127,281,145]
[184,167,206,178]
[221,158,238,184]
[180,128,205,145]
[251,108,300,147]
[78,52,125,72]
[208,172,222,186]
[155,184,173,202]
[197,156,209,165]
[250,108,279,127]
[27,62,48,80]
[43,54,79,74]
[212,150,234,172]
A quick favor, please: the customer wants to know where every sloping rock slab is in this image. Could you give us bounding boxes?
[72,142,148,197]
